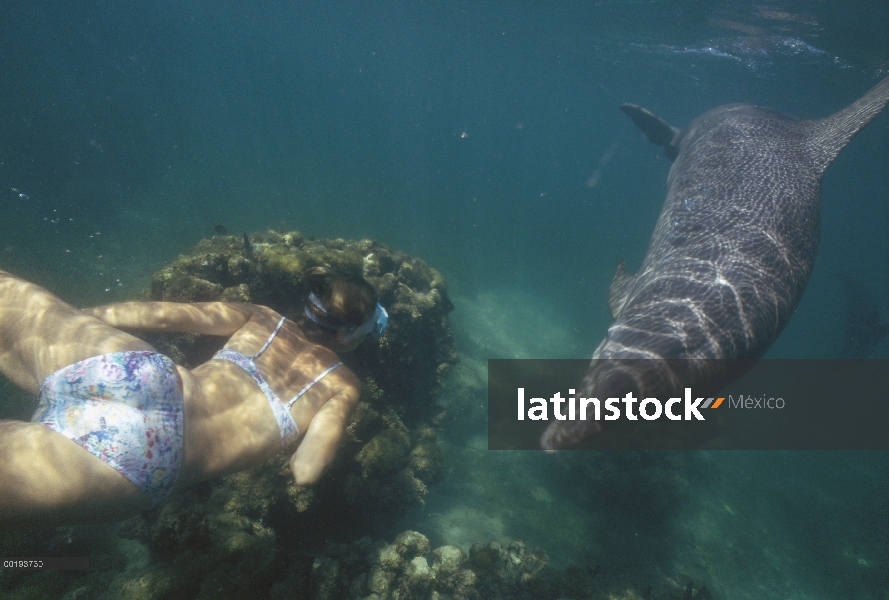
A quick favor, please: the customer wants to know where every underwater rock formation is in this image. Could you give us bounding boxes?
[0,522,718,599]
[111,231,457,578]
[147,230,457,407]
[305,530,719,600]
[310,530,562,600]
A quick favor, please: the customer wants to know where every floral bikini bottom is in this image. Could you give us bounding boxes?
[32,350,184,506]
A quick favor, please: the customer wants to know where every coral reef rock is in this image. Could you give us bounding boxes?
[119,232,456,575]
[310,531,566,600]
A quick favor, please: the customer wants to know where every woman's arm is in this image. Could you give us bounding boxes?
[82,302,256,336]
[289,381,360,486]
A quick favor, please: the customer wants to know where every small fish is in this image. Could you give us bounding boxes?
[213,224,228,235]
[11,187,29,200]
[242,233,252,256]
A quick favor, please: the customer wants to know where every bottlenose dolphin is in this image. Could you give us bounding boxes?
[542,76,889,450]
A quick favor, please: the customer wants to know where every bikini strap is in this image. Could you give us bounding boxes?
[252,316,286,359]
[285,362,343,409]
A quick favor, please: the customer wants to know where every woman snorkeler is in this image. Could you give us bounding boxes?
[0,266,387,531]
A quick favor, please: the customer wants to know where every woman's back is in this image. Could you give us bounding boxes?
[177,308,359,486]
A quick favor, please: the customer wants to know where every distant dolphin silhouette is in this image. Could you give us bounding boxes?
[542,76,889,450]
[835,272,889,358]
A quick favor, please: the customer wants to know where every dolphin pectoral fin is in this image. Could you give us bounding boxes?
[608,260,635,320]
[807,75,889,174]
[620,103,682,161]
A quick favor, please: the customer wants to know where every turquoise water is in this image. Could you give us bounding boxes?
[1,1,887,598]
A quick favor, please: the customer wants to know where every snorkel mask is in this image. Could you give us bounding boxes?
[304,292,388,343]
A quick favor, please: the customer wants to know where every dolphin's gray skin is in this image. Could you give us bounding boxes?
[542,76,889,450]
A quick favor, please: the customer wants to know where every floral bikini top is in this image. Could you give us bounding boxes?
[212,316,342,448]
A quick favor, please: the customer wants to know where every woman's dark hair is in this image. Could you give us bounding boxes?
[302,266,377,330]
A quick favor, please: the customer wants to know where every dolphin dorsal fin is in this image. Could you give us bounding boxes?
[620,103,683,161]
[807,76,889,174]
[608,260,635,320]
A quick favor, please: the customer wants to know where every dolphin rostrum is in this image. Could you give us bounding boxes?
[542,76,889,450]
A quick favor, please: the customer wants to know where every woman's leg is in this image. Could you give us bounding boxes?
[0,269,154,394]
[0,420,153,532]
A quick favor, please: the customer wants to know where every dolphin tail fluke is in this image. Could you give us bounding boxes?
[808,75,889,174]
[620,103,683,161]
